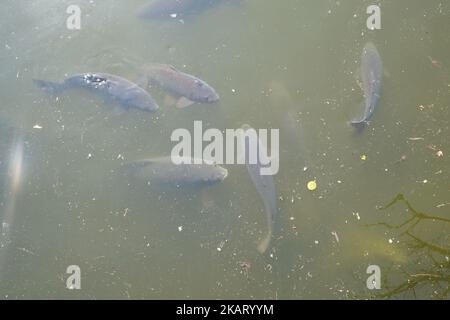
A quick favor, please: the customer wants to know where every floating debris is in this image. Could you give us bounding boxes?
[33,124,43,129]
[17,247,36,256]
[307,180,317,191]
[393,154,407,165]
[360,154,367,161]
[428,56,442,68]
[353,212,361,220]
[237,261,251,277]
[427,144,443,158]
[217,240,226,252]
[331,231,340,243]
[408,137,424,141]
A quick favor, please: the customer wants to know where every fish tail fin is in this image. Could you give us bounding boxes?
[257,231,272,254]
[33,79,64,95]
[120,162,141,177]
[121,160,153,178]
[350,119,367,131]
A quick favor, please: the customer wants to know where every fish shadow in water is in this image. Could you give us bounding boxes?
[349,121,368,135]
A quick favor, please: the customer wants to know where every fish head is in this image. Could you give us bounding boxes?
[126,90,160,112]
[211,165,228,182]
[189,80,220,103]
[198,161,228,184]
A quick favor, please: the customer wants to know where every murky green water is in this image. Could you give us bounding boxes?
[0,0,449,299]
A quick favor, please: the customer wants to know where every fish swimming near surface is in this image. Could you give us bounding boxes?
[140,64,219,109]
[33,73,159,112]
[241,124,278,254]
[123,156,228,187]
[351,42,383,129]
[138,0,225,20]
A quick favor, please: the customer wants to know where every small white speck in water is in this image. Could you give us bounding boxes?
[331,231,340,243]
[353,212,361,220]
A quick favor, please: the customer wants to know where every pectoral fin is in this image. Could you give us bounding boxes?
[175,97,195,109]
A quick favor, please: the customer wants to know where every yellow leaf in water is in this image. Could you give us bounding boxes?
[307,180,317,191]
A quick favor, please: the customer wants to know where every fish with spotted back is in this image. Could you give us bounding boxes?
[33,73,159,112]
